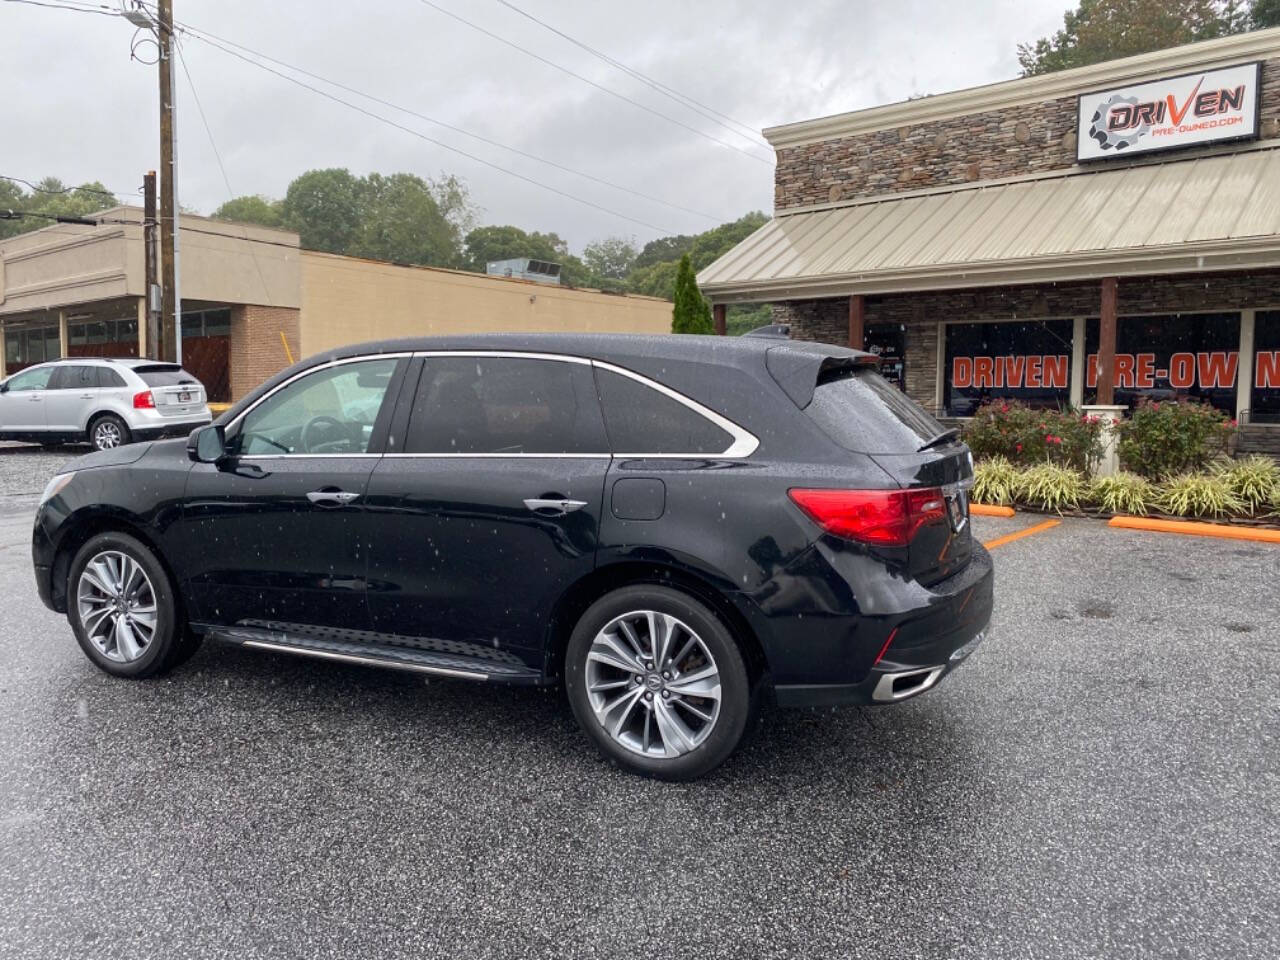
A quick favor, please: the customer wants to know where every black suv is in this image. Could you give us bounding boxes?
[33,334,992,780]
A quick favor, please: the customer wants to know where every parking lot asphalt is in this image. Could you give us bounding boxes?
[0,445,1277,959]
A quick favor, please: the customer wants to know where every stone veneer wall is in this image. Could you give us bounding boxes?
[772,270,1280,410]
[773,57,1280,210]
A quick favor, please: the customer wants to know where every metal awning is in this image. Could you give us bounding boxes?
[699,146,1280,302]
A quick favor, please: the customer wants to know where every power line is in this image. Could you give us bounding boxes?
[0,173,133,201]
[416,0,773,166]
[0,0,120,15]
[149,11,731,224]
[494,0,768,148]
[173,29,678,236]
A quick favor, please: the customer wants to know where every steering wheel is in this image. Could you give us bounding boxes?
[300,415,349,453]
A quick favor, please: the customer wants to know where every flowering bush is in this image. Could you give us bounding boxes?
[1114,399,1233,479]
[962,401,1103,471]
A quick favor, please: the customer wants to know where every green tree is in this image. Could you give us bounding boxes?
[1253,0,1280,25]
[356,172,457,267]
[280,168,366,255]
[0,177,116,240]
[211,194,283,228]
[671,254,713,334]
[582,235,638,281]
[1017,0,1248,76]
[632,233,694,270]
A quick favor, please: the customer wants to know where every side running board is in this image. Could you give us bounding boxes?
[202,624,542,684]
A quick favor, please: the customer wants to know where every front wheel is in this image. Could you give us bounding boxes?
[67,531,185,678]
[565,585,751,781]
[89,414,130,451]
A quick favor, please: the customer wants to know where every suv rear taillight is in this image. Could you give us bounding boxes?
[132,390,155,409]
[788,487,946,546]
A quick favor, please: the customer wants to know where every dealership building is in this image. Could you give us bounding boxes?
[0,208,671,402]
[700,28,1280,426]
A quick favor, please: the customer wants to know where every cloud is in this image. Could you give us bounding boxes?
[0,0,1070,250]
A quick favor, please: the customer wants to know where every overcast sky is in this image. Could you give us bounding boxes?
[1,0,1072,251]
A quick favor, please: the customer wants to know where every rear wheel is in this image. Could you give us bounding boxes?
[89,414,130,451]
[565,585,751,781]
[67,531,186,678]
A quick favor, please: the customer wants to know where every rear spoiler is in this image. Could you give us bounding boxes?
[764,343,879,409]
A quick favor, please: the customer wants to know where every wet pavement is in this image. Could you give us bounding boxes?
[0,451,1277,959]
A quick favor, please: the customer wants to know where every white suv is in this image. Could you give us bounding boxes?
[0,358,212,451]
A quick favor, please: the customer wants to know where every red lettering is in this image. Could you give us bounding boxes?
[1196,351,1238,389]
[1025,356,1042,389]
[1169,352,1195,389]
[1042,355,1068,390]
[993,356,1005,389]
[1135,353,1156,389]
[1114,354,1135,389]
[1005,355,1026,389]
[952,357,973,389]
[1257,351,1280,389]
[1086,353,1098,389]
[974,356,994,389]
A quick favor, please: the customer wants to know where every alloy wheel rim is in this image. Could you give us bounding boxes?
[76,550,157,663]
[584,610,722,759]
[94,422,121,449]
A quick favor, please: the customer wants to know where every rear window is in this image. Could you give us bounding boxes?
[135,364,198,387]
[807,365,945,454]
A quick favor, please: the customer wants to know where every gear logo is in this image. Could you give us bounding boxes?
[1088,93,1149,152]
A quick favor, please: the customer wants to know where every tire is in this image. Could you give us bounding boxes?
[565,585,751,781]
[67,531,185,678]
[89,414,130,451]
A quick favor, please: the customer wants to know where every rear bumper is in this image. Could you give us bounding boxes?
[131,417,210,441]
[765,542,994,708]
[774,630,985,707]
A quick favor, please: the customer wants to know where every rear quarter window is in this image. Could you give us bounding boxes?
[135,365,199,387]
[594,368,733,455]
[807,366,945,454]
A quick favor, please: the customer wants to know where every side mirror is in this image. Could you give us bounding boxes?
[188,423,227,463]
[0,381,9,394]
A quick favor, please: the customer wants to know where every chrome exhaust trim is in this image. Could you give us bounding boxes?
[871,665,945,702]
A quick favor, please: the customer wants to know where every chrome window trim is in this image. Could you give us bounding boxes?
[225,348,760,461]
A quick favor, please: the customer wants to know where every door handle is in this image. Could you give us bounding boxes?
[79,393,94,399]
[523,497,588,516]
[307,489,360,506]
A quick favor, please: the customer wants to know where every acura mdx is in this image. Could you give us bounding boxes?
[33,334,992,780]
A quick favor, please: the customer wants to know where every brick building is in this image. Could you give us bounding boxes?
[700,28,1280,425]
[0,209,671,402]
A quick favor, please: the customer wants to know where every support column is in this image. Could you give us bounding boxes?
[137,297,148,358]
[57,309,68,360]
[1096,277,1118,407]
[712,303,726,336]
[1069,316,1085,409]
[1237,309,1255,422]
[0,324,6,378]
[848,294,865,350]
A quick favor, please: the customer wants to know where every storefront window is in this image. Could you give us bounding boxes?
[1252,311,1280,423]
[943,319,1074,416]
[1085,312,1239,414]
[865,323,905,391]
[5,331,21,367]
[180,308,231,339]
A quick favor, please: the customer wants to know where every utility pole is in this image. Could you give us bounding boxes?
[157,0,182,364]
[143,171,160,360]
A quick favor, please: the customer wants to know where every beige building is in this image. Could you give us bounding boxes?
[0,207,671,401]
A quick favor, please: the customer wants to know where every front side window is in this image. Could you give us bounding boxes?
[235,358,400,455]
[5,366,53,392]
[404,356,606,454]
[594,367,733,455]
